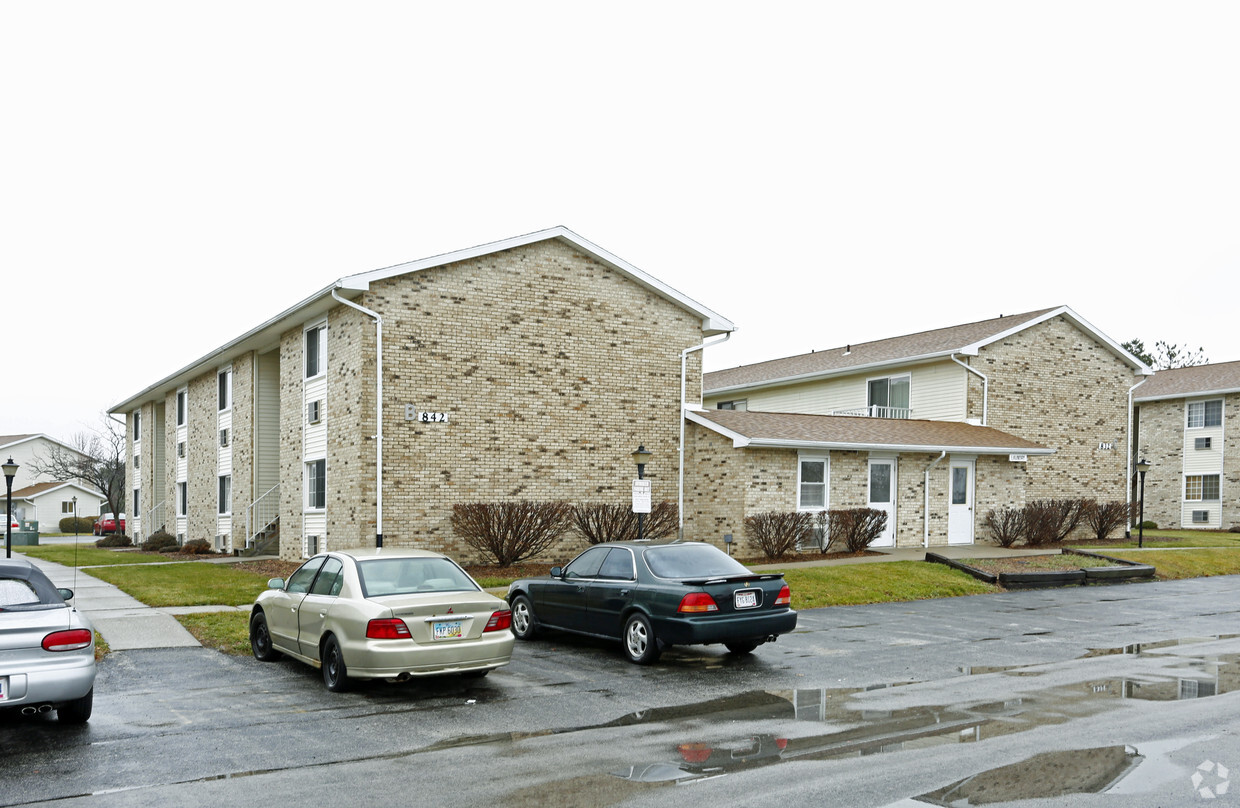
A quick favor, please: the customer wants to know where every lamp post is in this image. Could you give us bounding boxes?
[631,445,652,542]
[1136,458,1151,549]
[73,496,78,545]
[3,457,18,559]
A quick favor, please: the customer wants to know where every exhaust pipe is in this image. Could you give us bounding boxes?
[21,704,53,715]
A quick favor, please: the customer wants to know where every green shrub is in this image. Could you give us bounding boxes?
[142,531,179,552]
[59,517,95,533]
[95,535,133,548]
[1138,520,1158,530]
[180,539,214,555]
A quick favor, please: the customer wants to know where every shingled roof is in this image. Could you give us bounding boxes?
[687,410,1052,455]
[704,305,1147,394]
[1134,360,1240,402]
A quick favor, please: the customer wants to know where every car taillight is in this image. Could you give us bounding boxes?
[678,743,713,763]
[42,629,92,652]
[776,738,788,750]
[775,584,791,606]
[366,618,411,639]
[677,593,719,614]
[484,610,512,632]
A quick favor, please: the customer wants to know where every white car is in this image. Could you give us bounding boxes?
[2,514,18,532]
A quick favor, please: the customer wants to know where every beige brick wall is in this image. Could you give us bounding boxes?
[186,372,217,543]
[163,389,178,535]
[230,352,254,544]
[974,315,1135,503]
[278,328,304,560]
[682,422,749,547]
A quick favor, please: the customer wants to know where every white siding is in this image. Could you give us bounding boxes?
[256,350,280,492]
[1181,397,1225,528]
[303,320,328,556]
[176,386,188,538]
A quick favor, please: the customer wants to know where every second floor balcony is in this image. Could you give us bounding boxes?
[831,405,912,419]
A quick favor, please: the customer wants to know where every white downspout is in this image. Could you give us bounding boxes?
[951,354,988,426]
[332,289,384,547]
[679,331,732,539]
[1126,376,1149,537]
[923,451,947,548]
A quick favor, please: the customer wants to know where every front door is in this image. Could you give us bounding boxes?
[948,460,975,545]
[868,458,896,547]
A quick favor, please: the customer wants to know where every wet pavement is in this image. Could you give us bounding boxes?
[2,574,1238,807]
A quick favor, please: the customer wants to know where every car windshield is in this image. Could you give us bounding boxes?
[644,544,753,579]
[359,557,479,597]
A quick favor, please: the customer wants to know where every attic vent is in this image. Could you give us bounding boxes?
[307,400,322,425]
[219,428,230,447]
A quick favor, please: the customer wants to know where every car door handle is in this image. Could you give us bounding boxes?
[319,613,326,618]
[620,590,630,596]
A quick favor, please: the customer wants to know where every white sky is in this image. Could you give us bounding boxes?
[5,2,1239,444]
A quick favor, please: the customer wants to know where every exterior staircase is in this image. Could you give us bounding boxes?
[240,518,279,557]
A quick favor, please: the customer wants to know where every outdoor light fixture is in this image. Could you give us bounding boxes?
[3,457,18,559]
[1136,458,1151,549]
[632,445,651,542]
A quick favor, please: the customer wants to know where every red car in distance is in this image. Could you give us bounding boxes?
[92,513,126,536]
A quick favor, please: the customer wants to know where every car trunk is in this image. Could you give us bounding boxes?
[374,592,504,643]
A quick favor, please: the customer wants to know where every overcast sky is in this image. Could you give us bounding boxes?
[5,2,1238,445]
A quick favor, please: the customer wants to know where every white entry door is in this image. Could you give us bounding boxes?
[948,460,975,545]
[868,458,896,547]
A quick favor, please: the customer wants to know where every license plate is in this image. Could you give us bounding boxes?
[734,590,758,609]
[433,620,463,640]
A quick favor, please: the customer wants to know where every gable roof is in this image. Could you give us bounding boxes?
[1133,360,1240,403]
[12,480,104,500]
[112,227,735,413]
[687,410,1053,455]
[0,434,37,447]
[705,305,1150,395]
[0,433,90,458]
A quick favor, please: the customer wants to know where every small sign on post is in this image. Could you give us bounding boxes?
[631,479,652,514]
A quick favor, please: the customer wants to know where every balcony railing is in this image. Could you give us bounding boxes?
[141,500,166,540]
[831,405,912,419]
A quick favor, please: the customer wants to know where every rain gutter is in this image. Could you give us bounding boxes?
[332,289,384,547]
[680,332,732,538]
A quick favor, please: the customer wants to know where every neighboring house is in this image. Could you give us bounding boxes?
[0,434,106,525]
[9,481,105,532]
[690,306,1151,551]
[1132,360,1240,530]
[111,227,733,561]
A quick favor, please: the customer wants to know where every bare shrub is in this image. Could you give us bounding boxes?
[814,510,830,553]
[827,508,888,553]
[983,506,1025,547]
[1082,499,1135,540]
[572,501,678,544]
[94,534,133,548]
[743,511,814,560]
[1022,499,1088,545]
[450,501,574,566]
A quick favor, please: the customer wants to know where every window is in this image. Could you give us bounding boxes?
[218,369,232,411]
[176,391,186,426]
[305,325,325,378]
[563,546,609,579]
[716,400,747,411]
[134,454,140,470]
[177,441,186,458]
[61,501,75,514]
[219,428,230,448]
[1195,437,1213,450]
[178,482,188,516]
[1187,400,1222,429]
[218,475,232,515]
[1185,474,1220,501]
[310,557,345,596]
[133,410,141,440]
[306,459,326,510]
[1193,510,1210,524]
[598,548,636,580]
[798,458,827,510]
[133,488,140,514]
[867,375,910,418]
[307,400,322,424]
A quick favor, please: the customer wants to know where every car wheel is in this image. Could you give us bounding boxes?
[57,688,93,724]
[724,640,760,655]
[510,594,539,640]
[249,611,282,662]
[322,635,350,692]
[623,613,661,665]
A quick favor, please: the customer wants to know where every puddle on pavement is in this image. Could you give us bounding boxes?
[1084,634,1240,658]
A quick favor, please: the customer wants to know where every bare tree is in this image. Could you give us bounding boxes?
[1122,338,1208,369]
[26,416,126,534]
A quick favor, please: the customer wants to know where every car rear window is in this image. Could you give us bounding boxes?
[359,557,479,597]
[644,544,752,579]
[0,577,63,611]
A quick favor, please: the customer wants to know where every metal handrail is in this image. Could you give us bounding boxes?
[831,405,912,419]
[141,500,165,540]
[246,483,280,548]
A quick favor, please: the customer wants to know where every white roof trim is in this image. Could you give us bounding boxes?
[684,411,1055,456]
[1136,387,1240,403]
[705,352,955,397]
[13,481,106,499]
[963,305,1153,375]
[0,434,90,457]
[339,226,735,335]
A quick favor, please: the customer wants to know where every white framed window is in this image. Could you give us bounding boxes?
[134,454,140,470]
[716,400,747,411]
[177,482,188,516]
[797,454,829,511]
[133,410,141,440]
[176,390,187,426]
[218,368,232,412]
[1187,400,1222,429]
[1193,510,1210,524]
[866,375,911,418]
[133,488,140,514]
[61,501,75,514]
[177,441,186,458]
[1195,437,1212,450]
[307,400,322,425]
[306,459,326,510]
[218,475,232,515]
[219,428,230,447]
[1185,474,1220,501]
[305,324,326,379]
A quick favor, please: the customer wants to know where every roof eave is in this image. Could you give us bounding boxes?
[744,438,1056,455]
[705,350,960,397]
[964,305,1154,375]
[1135,387,1240,404]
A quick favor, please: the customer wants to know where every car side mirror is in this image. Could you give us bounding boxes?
[267,578,285,590]
[549,566,563,579]
[58,588,74,601]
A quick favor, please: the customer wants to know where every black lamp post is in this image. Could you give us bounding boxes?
[1136,458,1151,549]
[631,445,652,542]
[3,457,18,559]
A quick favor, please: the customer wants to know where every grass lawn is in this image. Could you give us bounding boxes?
[89,563,271,607]
[1066,529,1240,550]
[177,612,251,655]
[773,561,999,609]
[19,545,171,566]
[1099,548,1240,580]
